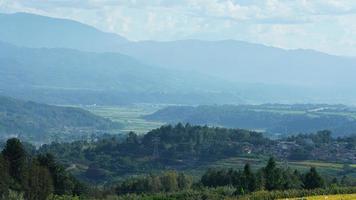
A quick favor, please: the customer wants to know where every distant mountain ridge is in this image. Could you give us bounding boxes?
[1,13,355,87]
[117,40,356,87]
[0,12,128,51]
[0,41,242,105]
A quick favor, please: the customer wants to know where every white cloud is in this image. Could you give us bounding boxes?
[0,0,356,56]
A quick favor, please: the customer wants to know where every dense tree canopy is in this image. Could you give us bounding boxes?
[0,138,86,200]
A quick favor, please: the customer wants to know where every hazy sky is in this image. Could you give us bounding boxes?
[1,0,356,56]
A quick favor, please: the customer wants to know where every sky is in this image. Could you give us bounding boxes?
[0,0,356,56]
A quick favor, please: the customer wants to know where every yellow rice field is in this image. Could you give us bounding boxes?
[283,193,356,200]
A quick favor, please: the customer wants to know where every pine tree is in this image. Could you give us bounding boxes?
[1,138,27,188]
[303,167,324,189]
[264,157,283,190]
[243,163,257,192]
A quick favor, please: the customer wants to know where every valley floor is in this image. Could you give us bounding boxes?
[82,104,165,134]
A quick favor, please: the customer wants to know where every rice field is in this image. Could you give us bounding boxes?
[284,193,356,199]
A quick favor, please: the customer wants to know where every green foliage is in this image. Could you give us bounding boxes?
[47,195,80,200]
[25,161,54,200]
[264,157,283,190]
[201,158,323,195]
[6,190,24,200]
[2,138,27,188]
[116,171,192,195]
[39,124,269,183]
[0,155,10,198]
[303,167,325,189]
[0,138,85,200]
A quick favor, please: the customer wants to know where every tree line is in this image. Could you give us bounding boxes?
[201,157,324,194]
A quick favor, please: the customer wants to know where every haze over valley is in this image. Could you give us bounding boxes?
[1,1,356,199]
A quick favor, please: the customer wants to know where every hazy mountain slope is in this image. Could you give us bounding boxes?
[0,42,242,105]
[0,12,128,52]
[118,40,356,87]
[1,13,355,88]
[0,96,121,143]
[145,104,356,136]
[1,12,356,104]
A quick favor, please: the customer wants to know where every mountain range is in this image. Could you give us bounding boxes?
[1,12,356,104]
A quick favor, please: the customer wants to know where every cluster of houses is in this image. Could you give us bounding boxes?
[238,139,356,164]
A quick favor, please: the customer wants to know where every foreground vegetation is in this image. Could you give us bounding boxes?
[37,124,356,184]
[0,138,87,200]
[1,138,356,200]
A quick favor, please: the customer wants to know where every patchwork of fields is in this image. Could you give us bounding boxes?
[83,104,165,134]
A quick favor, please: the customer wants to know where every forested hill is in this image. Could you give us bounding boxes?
[144,104,356,137]
[0,96,121,143]
[38,123,356,184]
[39,124,270,183]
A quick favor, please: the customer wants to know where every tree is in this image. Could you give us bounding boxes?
[177,173,192,190]
[242,163,256,192]
[147,174,162,193]
[37,153,77,195]
[126,132,139,144]
[160,171,178,192]
[255,170,265,191]
[303,167,324,189]
[264,157,283,190]
[340,175,352,186]
[1,138,27,187]
[25,161,53,200]
[281,168,302,189]
[0,155,11,198]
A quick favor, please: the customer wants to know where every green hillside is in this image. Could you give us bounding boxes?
[0,96,122,143]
